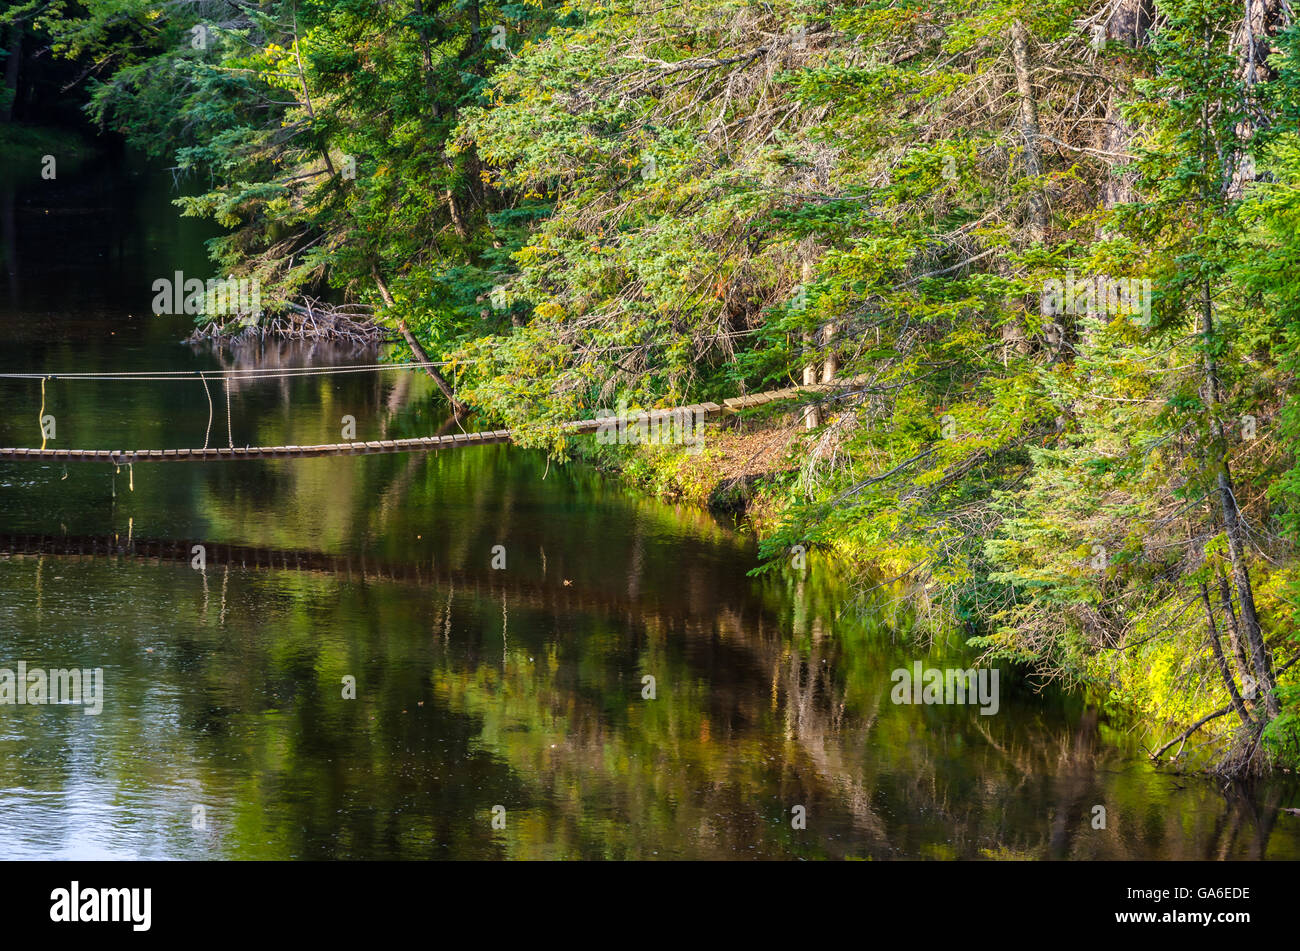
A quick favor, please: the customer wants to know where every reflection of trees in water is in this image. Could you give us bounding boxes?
[4,424,1296,857]
[219,546,1300,857]
[193,337,379,400]
[5,512,1295,859]
[775,612,886,846]
[1210,785,1287,860]
[198,336,377,369]
[736,575,1295,860]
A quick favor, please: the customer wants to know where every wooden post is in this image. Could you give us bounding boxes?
[821,322,837,383]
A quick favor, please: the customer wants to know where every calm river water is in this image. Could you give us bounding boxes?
[0,146,1296,859]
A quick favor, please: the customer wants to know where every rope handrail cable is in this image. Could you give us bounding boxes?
[199,372,213,450]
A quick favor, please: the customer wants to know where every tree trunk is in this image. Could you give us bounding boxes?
[821,323,837,384]
[468,0,483,61]
[1214,463,1277,716]
[1228,0,1285,197]
[411,0,441,105]
[292,14,337,179]
[1218,569,1252,679]
[1098,0,1152,212]
[445,186,471,241]
[1236,0,1284,86]
[373,267,468,419]
[802,331,821,429]
[1005,19,1046,355]
[1107,0,1153,43]
[1201,281,1278,717]
[1011,20,1048,242]
[1199,582,1255,726]
[1100,88,1137,208]
[1,24,23,124]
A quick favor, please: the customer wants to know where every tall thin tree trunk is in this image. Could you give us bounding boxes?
[1005,20,1046,356]
[411,0,440,106]
[445,186,470,240]
[1218,569,1252,678]
[1098,0,1153,208]
[2,24,23,123]
[1228,0,1285,196]
[1236,0,1284,86]
[468,0,483,59]
[1011,20,1048,242]
[802,331,821,429]
[821,323,837,384]
[1200,583,1255,726]
[1201,281,1278,717]
[292,13,336,179]
[373,267,468,420]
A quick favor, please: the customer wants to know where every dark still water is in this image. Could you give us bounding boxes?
[0,148,1297,860]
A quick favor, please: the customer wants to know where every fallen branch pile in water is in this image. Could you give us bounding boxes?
[186,298,388,345]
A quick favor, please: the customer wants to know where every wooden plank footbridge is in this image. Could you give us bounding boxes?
[0,365,851,464]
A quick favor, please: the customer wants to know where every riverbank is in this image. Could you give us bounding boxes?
[572,413,796,528]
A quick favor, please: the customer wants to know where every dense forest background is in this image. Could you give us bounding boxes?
[2,0,1298,776]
